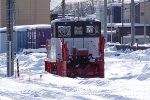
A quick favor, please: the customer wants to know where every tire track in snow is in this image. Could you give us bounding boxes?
[12,78,139,100]
[0,89,41,100]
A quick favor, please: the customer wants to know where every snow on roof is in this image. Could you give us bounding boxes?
[51,17,100,24]
[122,0,141,3]
[107,23,150,28]
[123,34,149,38]
[101,30,116,35]
[0,24,51,33]
[51,17,75,23]
[85,14,97,19]
[107,3,122,7]
[66,0,87,3]
[0,27,7,33]
[107,30,116,34]
[26,24,51,29]
[14,25,30,31]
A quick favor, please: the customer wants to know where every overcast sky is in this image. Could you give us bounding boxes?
[50,0,87,10]
[50,0,140,10]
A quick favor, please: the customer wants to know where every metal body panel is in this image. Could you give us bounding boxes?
[36,28,51,48]
[49,37,99,61]
[0,32,7,53]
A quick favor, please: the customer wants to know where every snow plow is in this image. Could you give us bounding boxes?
[45,18,105,78]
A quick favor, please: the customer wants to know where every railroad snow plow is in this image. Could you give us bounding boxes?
[45,18,105,78]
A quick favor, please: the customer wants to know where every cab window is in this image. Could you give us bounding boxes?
[86,26,94,34]
[74,26,83,36]
[58,26,71,37]
[94,25,99,34]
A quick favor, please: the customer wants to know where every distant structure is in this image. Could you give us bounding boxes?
[0,0,7,27]
[0,0,50,27]
[107,3,122,23]
[140,1,150,24]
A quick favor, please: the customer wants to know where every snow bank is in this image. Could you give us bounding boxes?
[0,43,150,100]
[137,64,150,81]
[0,96,12,100]
[22,48,47,54]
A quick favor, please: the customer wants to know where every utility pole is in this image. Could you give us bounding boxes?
[104,0,107,42]
[131,0,135,45]
[110,3,113,43]
[78,2,80,20]
[62,0,65,18]
[121,0,124,44]
[6,0,14,77]
[91,0,94,14]
[144,0,146,43]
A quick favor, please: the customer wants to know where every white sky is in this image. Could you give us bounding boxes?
[50,0,87,10]
[50,0,140,10]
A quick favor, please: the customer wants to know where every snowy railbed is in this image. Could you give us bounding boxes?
[0,47,150,100]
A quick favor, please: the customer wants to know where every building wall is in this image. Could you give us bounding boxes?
[0,1,1,27]
[0,0,6,27]
[123,1,150,24]
[135,3,140,23]
[107,4,121,23]
[15,0,50,25]
[124,3,140,23]
[116,26,150,43]
[124,4,131,23]
[36,0,50,24]
[0,0,50,27]
[113,6,121,23]
[140,1,150,24]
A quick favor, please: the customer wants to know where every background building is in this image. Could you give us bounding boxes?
[123,3,131,23]
[0,0,50,27]
[0,0,6,27]
[107,3,121,23]
[140,1,150,24]
[123,2,140,23]
[123,1,150,24]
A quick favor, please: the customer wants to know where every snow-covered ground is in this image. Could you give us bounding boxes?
[0,44,150,100]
